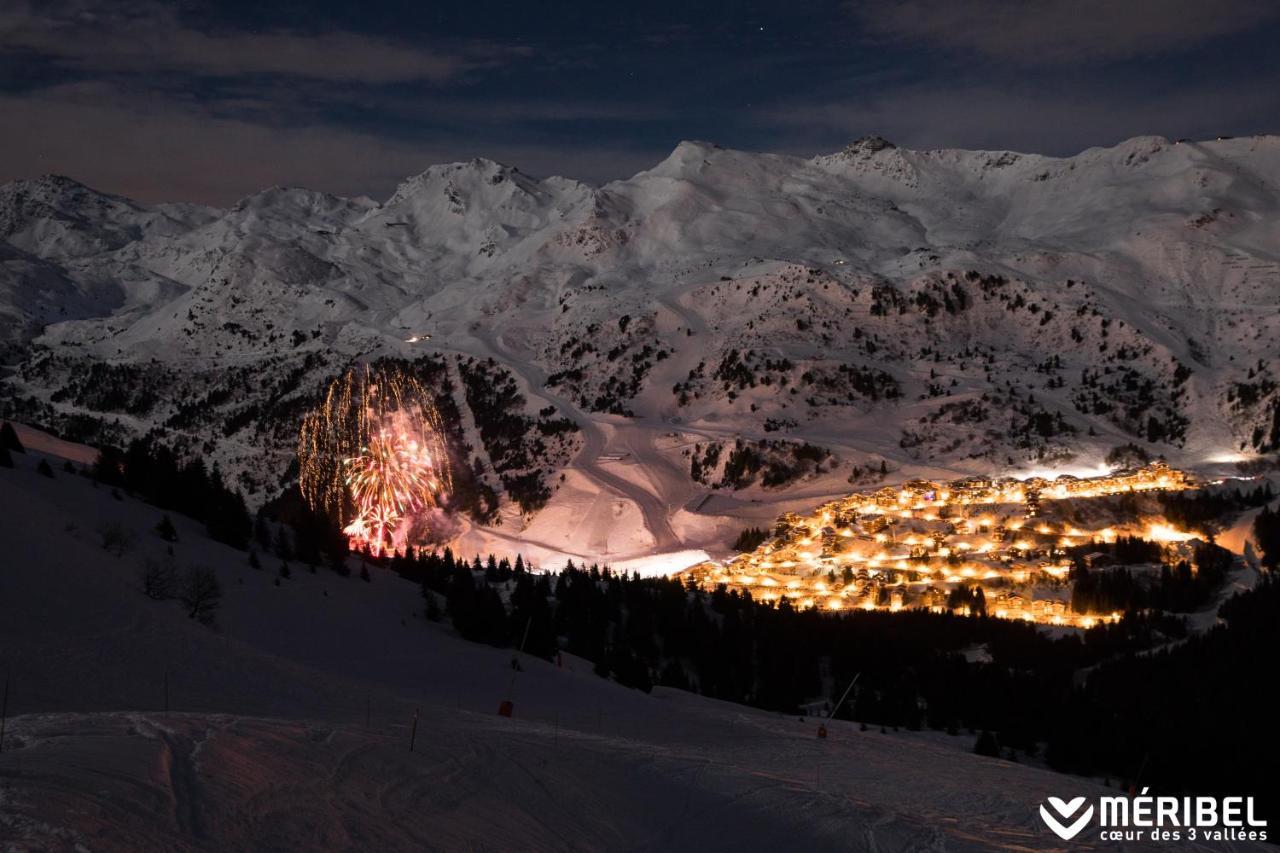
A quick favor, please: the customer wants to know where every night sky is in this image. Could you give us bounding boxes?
[3,0,1278,205]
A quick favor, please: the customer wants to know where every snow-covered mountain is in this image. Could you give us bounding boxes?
[3,135,1280,564]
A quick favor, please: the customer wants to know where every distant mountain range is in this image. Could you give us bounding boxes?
[3,135,1279,556]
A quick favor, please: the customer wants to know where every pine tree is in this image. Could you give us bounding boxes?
[155,514,178,542]
[974,730,1000,757]
[274,527,293,561]
[0,444,13,469]
[36,458,54,478]
[659,660,690,690]
[0,422,24,453]
[296,527,321,569]
[206,486,251,550]
[140,558,177,600]
[254,513,272,550]
[1255,506,1280,568]
[92,447,125,485]
[447,562,479,638]
[329,547,351,576]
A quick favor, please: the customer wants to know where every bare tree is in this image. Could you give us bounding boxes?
[97,522,136,557]
[140,558,177,600]
[179,567,222,625]
[155,514,178,542]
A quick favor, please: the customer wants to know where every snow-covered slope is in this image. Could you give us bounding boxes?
[6,449,1267,852]
[3,136,1280,563]
[0,449,1117,850]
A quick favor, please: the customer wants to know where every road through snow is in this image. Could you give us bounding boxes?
[471,324,682,554]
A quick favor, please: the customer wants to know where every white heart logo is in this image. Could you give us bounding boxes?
[1040,796,1094,840]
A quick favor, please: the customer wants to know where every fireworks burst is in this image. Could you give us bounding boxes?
[298,363,451,555]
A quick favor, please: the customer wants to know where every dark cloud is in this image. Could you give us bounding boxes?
[847,0,1279,64]
[0,1,661,203]
[759,78,1280,156]
[0,1,527,84]
[0,82,661,205]
[1,0,1276,203]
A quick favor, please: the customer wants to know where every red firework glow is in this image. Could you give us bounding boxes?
[341,424,443,551]
[299,365,451,556]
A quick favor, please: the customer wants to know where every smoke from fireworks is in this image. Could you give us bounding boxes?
[298,364,451,555]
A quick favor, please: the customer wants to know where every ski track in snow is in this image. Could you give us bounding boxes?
[472,323,681,554]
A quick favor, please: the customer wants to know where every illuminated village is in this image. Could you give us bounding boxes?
[681,462,1199,628]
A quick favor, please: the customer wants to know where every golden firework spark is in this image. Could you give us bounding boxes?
[299,363,451,555]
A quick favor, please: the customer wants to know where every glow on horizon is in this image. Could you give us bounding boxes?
[1205,450,1254,464]
[1006,462,1114,481]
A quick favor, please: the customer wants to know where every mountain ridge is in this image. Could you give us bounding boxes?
[3,134,1279,562]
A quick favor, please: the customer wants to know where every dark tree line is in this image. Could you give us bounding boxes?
[1069,541,1232,615]
[381,509,1280,826]
[1067,534,1164,566]
[1047,574,1280,828]
[0,420,21,467]
[690,438,833,490]
[1256,504,1280,569]
[1,421,23,453]
[946,584,987,615]
[1159,483,1274,534]
[457,357,577,514]
[391,546,1185,746]
[732,526,770,552]
[384,548,559,660]
[91,436,252,549]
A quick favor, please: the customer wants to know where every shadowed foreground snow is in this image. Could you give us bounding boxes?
[0,450,1264,851]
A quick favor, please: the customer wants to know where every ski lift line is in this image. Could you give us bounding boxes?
[500,617,535,717]
[827,672,860,721]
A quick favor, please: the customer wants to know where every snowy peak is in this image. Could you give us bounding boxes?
[383,158,551,210]
[844,135,897,155]
[644,140,726,175]
[232,184,370,216]
[5,134,1280,506]
[0,174,160,260]
[5,173,122,201]
[363,157,596,264]
[635,140,810,187]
